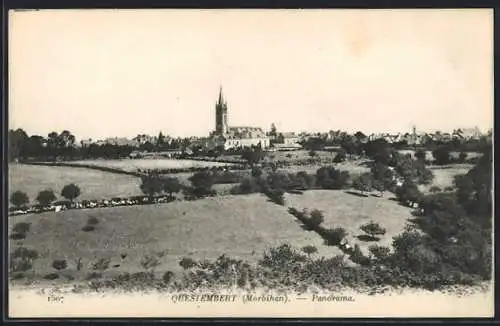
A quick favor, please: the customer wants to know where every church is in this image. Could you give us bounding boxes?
[210,87,270,150]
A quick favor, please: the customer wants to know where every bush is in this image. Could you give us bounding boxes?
[163,271,175,284]
[432,146,452,165]
[92,258,110,271]
[309,209,325,228]
[264,188,285,206]
[10,258,33,273]
[179,257,197,270]
[82,225,95,232]
[359,221,387,241]
[368,245,391,261]
[430,186,442,193]
[87,217,99,226]
[140,254,161,271]
[11,246,39,260]
[44,273,60,280]
[12,222,31,235]
[350,244,371,266]
[251,167,263,178]
[52,259,68,271]
[322,227,347,246]
[301,245,318,256]
[316,166,350,190]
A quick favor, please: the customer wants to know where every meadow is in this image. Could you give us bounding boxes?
[8,164,143,203]
[59,158,235,172]
[420,164,473,193]
[285,190,414,255]
[9,193,335,280]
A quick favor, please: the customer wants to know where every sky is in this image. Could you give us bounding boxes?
[9,9,493,141]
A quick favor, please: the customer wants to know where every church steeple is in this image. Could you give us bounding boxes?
[217,86,225,106]
[215,86,228,136]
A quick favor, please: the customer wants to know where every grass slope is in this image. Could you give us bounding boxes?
[9,164,143,203]
[285,190,414,255]
[9,193,334,280]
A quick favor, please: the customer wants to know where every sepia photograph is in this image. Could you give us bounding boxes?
[7,8,494,318]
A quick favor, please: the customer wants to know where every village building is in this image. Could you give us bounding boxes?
[211,87,270,150]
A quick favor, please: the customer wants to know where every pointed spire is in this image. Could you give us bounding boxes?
[218,85,224,105]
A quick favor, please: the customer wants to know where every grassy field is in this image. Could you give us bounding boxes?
[9,193,336,280]
[60,158,236,172]
[285,190,414,255]
[420,164,473,193]
[398,150,483,161]
[8,164,143,204]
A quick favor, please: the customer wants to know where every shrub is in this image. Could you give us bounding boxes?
[140,176,164,198]
[359,221,387,241]
[179,257,197,270]
[52,259,68,271]
[309,209,325,228]
[10,258,33,273]
[432,146,452,165]
[92,258,110,271]
[352,172,373,195]
[430,186,442,193]
[10,191,29,209]
[301,245,318,256]
[140,255,161,271]
[316,166,350,190]
[82,225,95,232]
[11,246,39,260]
[368,245,391,261]
[323,227,347,246]
[43,273,60,280]
[251,167,263,178]
[163,271,175,284]
[333,149,347,163]
[87,217,99,226]
[264,188,285,206]
[350,244,371,266]
[458,152,468,163]
[163,177,182,197]
[12,222,31,235]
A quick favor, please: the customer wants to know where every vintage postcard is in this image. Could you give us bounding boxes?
[7,8,494,318]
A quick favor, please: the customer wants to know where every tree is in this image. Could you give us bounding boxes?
[251,166,263,178]
[354,131,367,142]
[316,166,350,190]
[309,209,325,228]
[270,123,277,137]
[8,129,29,161]
[36,189,56,207]
[61,183,81,203]
[432,146,452,165]
[360,221,387,241]
[10,191,29,209]
[352,172,373,195]
[188,170,215,198]
[415,149,427,161]
[163,177,182,198]
[333,149,347,163]
[370,163,395,196]
[140,176,164,198]
[458,151,468,163]
[241,146,265,166]
[395,181,422,207]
